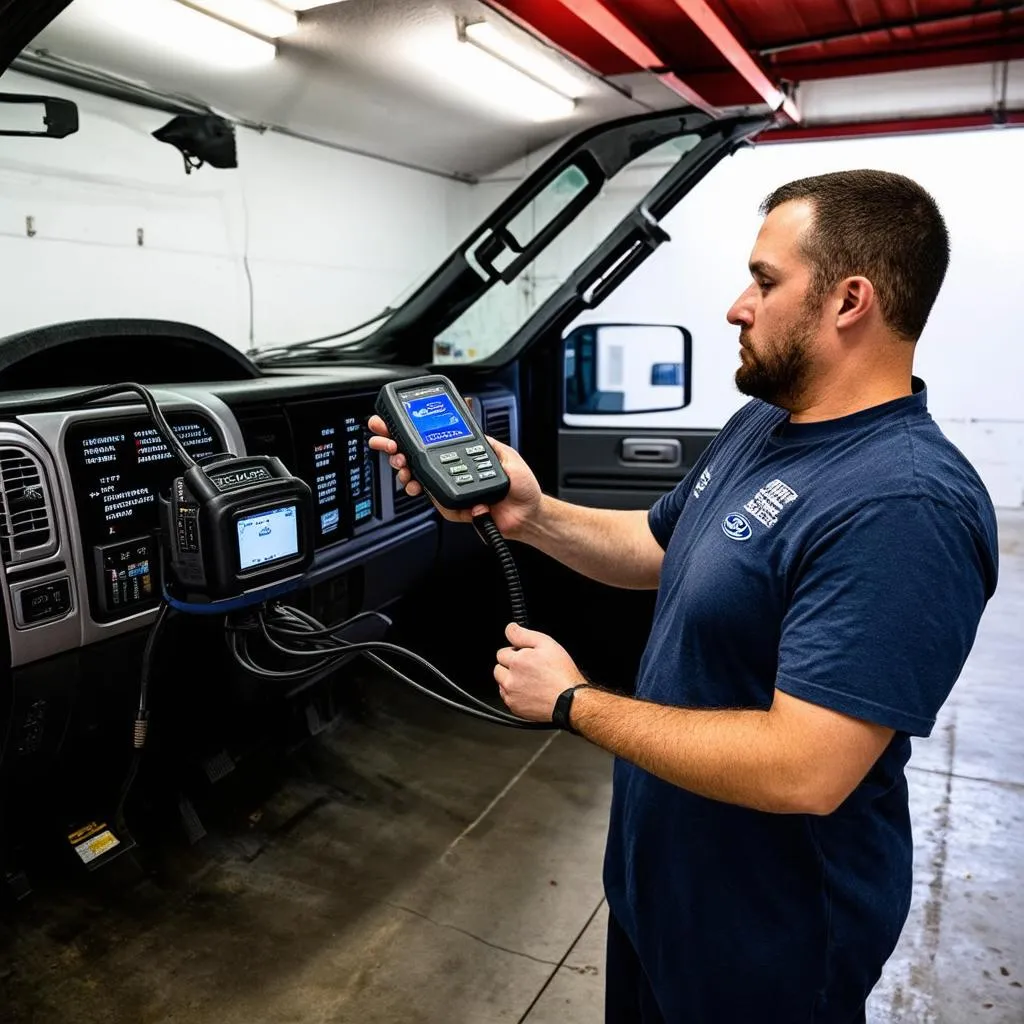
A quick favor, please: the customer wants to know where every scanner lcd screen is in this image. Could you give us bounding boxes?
[237,505,299,571]
[401,392,473,448]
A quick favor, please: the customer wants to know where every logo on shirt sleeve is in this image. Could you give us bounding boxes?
[692,467,712,499]
[721,513,752,541]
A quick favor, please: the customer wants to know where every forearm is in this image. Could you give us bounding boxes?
[514,494,664,589]
[569,687,820,814]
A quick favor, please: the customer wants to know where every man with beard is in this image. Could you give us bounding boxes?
[368,170,999,1023]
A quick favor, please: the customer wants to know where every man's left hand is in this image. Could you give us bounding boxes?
[494,623,587,722]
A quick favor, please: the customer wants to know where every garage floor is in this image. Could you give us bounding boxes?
[2,511,1022,1024]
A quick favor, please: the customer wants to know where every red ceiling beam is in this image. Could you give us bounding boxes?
[664,0,801,122]
[541,0,720,115]
[759,110,1024,144]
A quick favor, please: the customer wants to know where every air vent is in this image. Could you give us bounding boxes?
[233,406,295,465]
[480,395,518,447]
[0,447,56,565]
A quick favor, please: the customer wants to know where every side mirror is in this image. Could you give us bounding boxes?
[0,93,79,138]
[563,323,690,415]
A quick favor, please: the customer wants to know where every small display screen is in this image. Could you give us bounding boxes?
[401,390,473,448]
[311,426,343,540]
[95,536,156,616]
[66,416,221,545]
[237,505,299,571]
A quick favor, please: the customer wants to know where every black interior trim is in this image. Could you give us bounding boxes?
[0,319,261,388]
[0,0,73,73]
[561,475,679,492]
[5,560,66,584]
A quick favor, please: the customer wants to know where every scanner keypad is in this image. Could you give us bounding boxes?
[434,445,501,487]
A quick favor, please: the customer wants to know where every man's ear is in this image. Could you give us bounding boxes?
[836,276,874,330]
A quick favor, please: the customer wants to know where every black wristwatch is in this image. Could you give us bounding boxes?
[552,683,590,734]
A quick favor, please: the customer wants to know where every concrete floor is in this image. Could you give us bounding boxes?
[1,512,1022,1023]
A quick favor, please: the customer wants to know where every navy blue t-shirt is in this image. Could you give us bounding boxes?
[603,379,998,1023]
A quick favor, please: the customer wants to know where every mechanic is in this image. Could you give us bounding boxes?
[368,170,999,1024]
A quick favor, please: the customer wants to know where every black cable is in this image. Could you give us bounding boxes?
[257,306,397,361]
[228,602,554,730]
[472,512,529,628]
[229,623,535,727]
[258,607,390,641]
[266,605,491,702]
[50,382,197,469]
[362,651,551,730]
[114,601,174,833]
[137,602,172,730]
[265,605,532,726]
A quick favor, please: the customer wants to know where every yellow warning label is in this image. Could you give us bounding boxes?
[74,830,119,865]
[68,821,107,846]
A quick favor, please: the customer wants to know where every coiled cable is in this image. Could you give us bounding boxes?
[472,512,528,628]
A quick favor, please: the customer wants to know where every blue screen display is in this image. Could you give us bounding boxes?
[402,393,473,447]
[320,508,340,534]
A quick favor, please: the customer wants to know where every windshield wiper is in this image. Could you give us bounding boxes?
[252,306,396,363]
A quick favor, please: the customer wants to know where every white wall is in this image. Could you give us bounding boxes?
[800,60,1024,123]
[0,70,465,351]
[562,128,1024,508]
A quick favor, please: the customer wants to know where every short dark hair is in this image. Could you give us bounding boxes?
[760,170,950,341]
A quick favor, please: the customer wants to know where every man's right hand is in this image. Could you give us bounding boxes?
[367,415,543,539]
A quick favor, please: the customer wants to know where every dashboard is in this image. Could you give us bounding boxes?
[0,326,520,671]
[64,412,221,621]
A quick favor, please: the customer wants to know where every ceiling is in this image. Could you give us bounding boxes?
[10,0,1024,181]
[18,0,674,180]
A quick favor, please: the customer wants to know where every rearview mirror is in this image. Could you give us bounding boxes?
[564,324,690,415]
[0,93,79,138]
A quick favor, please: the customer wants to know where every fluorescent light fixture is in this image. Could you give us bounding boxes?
[430,21,575,122]
[85,0,276,68]
[396,18,577,123]
[442,41,576,122]
[462,21,587,101]
[184,0,298,38]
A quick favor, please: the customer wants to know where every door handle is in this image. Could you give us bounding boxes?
[620,438,681,466]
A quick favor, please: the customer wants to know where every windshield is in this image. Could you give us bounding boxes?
[433,135,701,365]
[259,132,705,363]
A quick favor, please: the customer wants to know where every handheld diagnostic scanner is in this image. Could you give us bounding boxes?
[375,376,510,510]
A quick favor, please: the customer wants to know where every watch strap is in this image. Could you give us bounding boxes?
[552,683,590,733]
